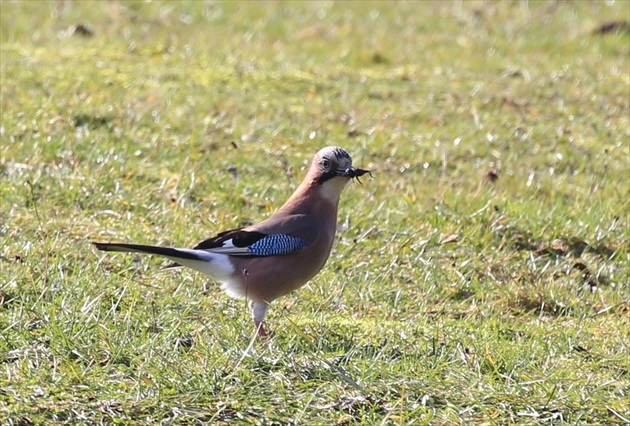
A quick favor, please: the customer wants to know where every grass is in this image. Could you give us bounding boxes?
[1,1,629,424]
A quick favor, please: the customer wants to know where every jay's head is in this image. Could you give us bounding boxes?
[309,146,371,198]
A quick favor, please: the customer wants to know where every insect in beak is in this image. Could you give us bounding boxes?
[340,167,373,184]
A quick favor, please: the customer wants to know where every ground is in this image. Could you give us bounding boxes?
[1,1,629,424]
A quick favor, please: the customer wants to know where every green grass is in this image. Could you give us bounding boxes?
[1,1,629,424]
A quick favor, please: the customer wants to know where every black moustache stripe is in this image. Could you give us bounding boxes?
[317,170,338,184]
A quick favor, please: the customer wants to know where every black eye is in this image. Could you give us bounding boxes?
[321,158,331,169]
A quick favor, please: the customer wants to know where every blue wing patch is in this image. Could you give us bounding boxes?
[247,234,309,256]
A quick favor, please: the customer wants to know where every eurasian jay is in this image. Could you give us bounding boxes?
[94,146,370,336]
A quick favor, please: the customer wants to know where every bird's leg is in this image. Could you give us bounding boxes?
[250,301,270,337]
[254,319,268,337]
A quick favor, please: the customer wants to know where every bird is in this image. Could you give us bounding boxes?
[94,146,370,337]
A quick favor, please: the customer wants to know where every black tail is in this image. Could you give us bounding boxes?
[93,243,201,261]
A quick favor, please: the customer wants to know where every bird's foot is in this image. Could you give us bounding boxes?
[255,320,272,338]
